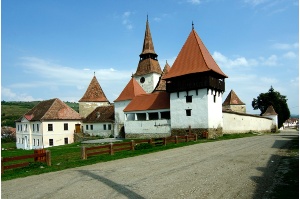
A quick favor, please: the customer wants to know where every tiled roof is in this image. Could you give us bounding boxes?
[83,105,114,123]
[17,98,81,121]
[124,92,170,112]
[262,105,278,116]
[114,78,146,102]
[153,61,171,92]
[134,58,162,76]
[79,76,109,102]
[133,18,162,76]
[163,29,227,80]
[222,90,245,105]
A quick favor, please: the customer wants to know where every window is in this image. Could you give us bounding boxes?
[25,124,28,131]
[17,125,19,131]
[64,138,68,145]
[49,139,54,146]
[108,124,111,130]
[103,124,106,130]
[64,123,68,130]
[21,125,22,131]
[33,139,35,146]
[22,138,24,144]
[140,77,145,83]
[37,139,39,146]
[86,125,89,130]
[32,124,35,132]
[213,94,216,103]
[37,124,39,132]
[186,96,192,103]
[48,124,53,131]
[90,125,93,130]
[186,109,192,116]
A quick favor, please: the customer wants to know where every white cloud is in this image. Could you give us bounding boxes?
[1,87,42,101]
[283,51,297,59]
[259,55,278,66]
[244,0,269,6]
[154,17,161,22]
[260,77,278,84]
[187,0,201,4]
[213,51,257,68]
[122,11,133,30]
[272,42,299,50]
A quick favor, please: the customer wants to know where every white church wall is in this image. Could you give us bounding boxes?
[135,73,161,93]
[207,89,223,129]
[170,89,208,129]
[125,119,171,136]
[114,100,131,124]
[223,112,273,134]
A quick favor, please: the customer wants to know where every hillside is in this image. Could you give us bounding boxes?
[1,101,79,128]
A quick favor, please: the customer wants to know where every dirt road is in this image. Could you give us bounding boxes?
[2,130,298,199]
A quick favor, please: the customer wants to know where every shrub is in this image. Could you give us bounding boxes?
[135,143,153,150]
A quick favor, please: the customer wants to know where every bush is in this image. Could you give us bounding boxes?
[135,143,153,150]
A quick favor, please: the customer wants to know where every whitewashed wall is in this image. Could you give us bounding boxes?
[83,122,114,137]
[134,73,161,93]
[222,112,273,134]
[207,89,223,129]
[170,89,209,129]
[125,119,171,135]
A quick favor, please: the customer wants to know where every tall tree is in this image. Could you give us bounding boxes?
[252,86,290,128]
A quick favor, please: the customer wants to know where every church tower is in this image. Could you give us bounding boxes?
[163,25,228,138]
[133,16,162,93]
[79,75,110,118]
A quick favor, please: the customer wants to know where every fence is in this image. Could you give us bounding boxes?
[1,149,51,174]
[81,134,197,160]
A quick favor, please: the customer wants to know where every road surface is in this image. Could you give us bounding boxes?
[2,130,298,199]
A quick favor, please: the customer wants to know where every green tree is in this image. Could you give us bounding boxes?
[252,86,290,128]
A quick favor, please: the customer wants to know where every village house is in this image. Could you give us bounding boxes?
[15,98,82,149]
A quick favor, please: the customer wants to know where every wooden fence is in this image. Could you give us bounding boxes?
[1,149,51,174]
[81,134,197,160]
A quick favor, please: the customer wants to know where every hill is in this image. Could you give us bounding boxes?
[1,101,79,128]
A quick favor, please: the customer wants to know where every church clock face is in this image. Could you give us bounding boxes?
[140,77,145,83]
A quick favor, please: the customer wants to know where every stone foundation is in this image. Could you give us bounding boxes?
[171,127,223,139]
[125,133,171,139]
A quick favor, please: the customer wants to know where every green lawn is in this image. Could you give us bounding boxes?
[1,133,257,181]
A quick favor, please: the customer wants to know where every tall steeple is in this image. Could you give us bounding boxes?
[134,16,162,77]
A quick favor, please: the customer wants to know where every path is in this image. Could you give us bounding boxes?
[2,130,298,199]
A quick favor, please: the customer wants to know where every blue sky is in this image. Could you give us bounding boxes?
[2,0,299,115]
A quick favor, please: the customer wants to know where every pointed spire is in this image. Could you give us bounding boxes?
[79,76,109,102]
[222,90,245,106]
[140,16,156,56]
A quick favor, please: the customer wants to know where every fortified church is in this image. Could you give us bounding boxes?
[79,18,278,139]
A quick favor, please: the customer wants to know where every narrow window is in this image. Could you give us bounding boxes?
[103,124,106,130]
[90,125,93,130]
[64,138,68,145]
[37,139,39,146]
[18,125,19,131]
[186,109,192,116]
[21,125,22,131]
[37,124,39,131]
[213,94,216,103]
[32,124,35,132]
[108,124,111,130]
[22,138,24,144]
[186,96,192,103]
[33,139,35,146]
[49,139,53,146]
[48,124,53,131]
[64,123,68,130]
[25,124,28,131]
[86,125,89,130]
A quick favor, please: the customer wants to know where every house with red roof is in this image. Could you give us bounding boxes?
[16,98,82,149]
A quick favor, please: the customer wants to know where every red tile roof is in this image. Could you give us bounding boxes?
[124,92,170,112]
[114,78,146,102]
[17,98,81,121]
[163,29,227,79]
[222,90,245,105]
[83,105,114,123]
[153,61,171,92]
[79,76,109,102]
[262,105,278,116]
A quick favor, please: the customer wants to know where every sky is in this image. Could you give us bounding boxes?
[1,0,299,115]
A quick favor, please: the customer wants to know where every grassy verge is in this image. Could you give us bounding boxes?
[1,132,258,181]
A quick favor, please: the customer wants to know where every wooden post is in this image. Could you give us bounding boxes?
[81,146,87,160]
[46,150,51,166]
[185,135,188,142]
[1,157,4,174]
[110,143,114,155]
[149,139,153,145]
[175,136,178,144]
[163,137,167,146]
[131,140,135,151]
[194,133,198,141]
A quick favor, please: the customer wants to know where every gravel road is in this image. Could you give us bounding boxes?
[2,130,298,199]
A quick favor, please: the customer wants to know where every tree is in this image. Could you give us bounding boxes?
[252,86,290,128]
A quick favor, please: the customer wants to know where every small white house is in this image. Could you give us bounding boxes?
[82,105,115,137]
[15,98,82,149]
